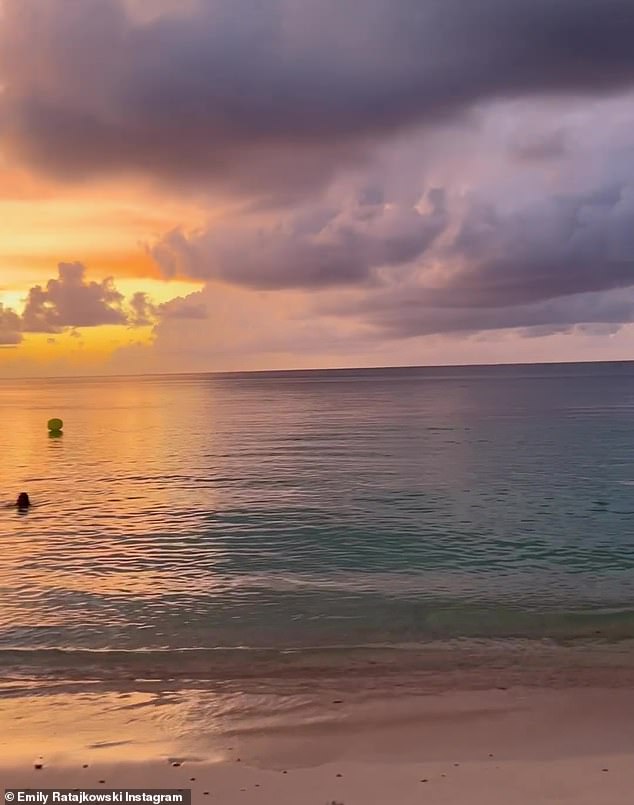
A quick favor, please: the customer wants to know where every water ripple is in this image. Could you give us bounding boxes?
[2,365,634,654]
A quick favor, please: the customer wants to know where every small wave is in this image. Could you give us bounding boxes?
[3,631,634,687]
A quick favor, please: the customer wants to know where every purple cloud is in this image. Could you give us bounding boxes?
[0,304,22,345]
[443,186,634,308]
[160,296,208,320]
[151,189,448,289]
[18,263,178,335]
[21,263,128,333]
[128,292,157,327]
[2,0,634,200]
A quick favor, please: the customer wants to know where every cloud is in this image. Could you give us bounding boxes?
[4,262,206,346]
[127,292,157,327]
[160,295,208,320]
[21,262,128,333]
[3,0,634,199]
[0,305,22,345]
[335,286,634,340]
[508,129,568,162]
[151,188,448,289]
[110,282,376,375]
[440,184,634,308]
[127,290,208,325]
[18,262,189,335]
[149,170,634,337]
[315,182,634,337]
[109,277,634,377]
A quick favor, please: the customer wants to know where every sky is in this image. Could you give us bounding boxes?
[1,0,634,377]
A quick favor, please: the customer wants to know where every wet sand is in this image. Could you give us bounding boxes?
[3,685,634,803]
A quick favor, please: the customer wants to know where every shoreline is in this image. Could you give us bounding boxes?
[3,638,634,701]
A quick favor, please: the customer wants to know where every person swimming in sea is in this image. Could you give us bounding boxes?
[15,492,31,510]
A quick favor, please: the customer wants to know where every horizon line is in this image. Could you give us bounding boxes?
[2,356,634,382]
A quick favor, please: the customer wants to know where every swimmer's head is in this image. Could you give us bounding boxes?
[16,492,31,509]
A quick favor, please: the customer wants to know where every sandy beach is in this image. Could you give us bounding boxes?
[6,754,634,805]
[3,684,634,804]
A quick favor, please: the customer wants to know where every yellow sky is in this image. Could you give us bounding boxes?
[0,163,208,371]
[0,172,205,283]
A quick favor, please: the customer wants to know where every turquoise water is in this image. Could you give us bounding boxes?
[2,363,634,672]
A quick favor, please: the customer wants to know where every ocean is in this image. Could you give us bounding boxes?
[2,362,634,687]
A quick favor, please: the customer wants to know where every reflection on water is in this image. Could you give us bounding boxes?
[2,364,634,657]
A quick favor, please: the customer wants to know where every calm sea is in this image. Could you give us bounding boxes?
[2,362,634,682]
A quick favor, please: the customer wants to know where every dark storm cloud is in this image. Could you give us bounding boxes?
[152,180,634,310]
[151,189,448,288]
[0,305,22,345]
[315,183,634,337]
[443,184,634,308]
[2,0,634,195]
[346,287,634,339]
